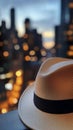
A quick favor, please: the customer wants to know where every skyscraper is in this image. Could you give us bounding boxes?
[10,8,15,30]
[55,0,73,58]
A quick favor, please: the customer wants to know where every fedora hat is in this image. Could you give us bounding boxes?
[18,57,73,130]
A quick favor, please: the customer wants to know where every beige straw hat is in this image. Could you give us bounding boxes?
[18,57,73,130]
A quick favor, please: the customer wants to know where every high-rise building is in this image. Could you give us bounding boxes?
[24,18,31,34]
[55,0,73,58]
[10,8,15,30]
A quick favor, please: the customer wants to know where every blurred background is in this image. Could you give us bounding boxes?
[0,0,73,114]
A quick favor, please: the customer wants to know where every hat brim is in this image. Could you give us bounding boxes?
[18,84,73,130]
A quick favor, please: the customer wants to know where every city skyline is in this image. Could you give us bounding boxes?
[0,0,61,36]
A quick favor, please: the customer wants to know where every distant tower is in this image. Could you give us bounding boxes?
[61,0,73,24]
[61,0,69,24]
[10,8,15,29]
[1,20,6,31]
[24,18,31,34]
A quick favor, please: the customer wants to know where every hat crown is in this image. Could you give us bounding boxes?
[35,58,73,100]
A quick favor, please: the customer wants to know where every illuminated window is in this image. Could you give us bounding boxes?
[14,44,20,50]
[24,55,31,61]
[41,49,47,56]
[3,51,9,57]
[67,51,73,56]
[23,43,29,51]
[31,56,38,61]
[29,50,35,56]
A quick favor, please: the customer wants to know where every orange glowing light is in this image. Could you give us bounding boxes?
[3,51,9,57]
[8,97,18,105]
[67,30,73,35]
[6,72,13,78]
[29,50,35,56]
[67,51,73,56]
[69,45,73,50]
[13,84,21,91]
[41,49,47,56]
[11,91,20,98]
[69,3,73,8]
[24,55,31,61]
[23,43,29,51]
[31,56,38,61]
[16,77,23,85]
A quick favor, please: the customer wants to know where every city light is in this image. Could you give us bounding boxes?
[1,108,8,114]
[23,43,29,51]
[43,41,55,49]
[14,44,20,50]
[40,49,47,56]
[29,50,36,56]
[0,74,6,79]
[67,51,73,56]
[69,3,73,8]
[3,51,9,57]
[6,72,13,78]
[5,83,13,90]
[24,55,31,61]
[31,56,38,61]
[16,77,23,85]
[15,70,23,77]
[69,45,73,50]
